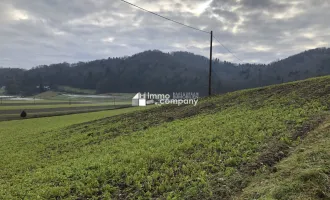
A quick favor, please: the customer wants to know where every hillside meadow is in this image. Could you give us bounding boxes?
[1,76,330,199]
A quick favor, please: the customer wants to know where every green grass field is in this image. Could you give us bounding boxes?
[33,91,61,99]
[57,86,96,95]
[1,76,330,199]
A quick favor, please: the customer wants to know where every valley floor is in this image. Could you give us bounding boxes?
[0,91,132,121]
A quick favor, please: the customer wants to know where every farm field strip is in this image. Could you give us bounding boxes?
[0,100,68,104]
[0,105,130,115]
[0,105,136,121]
[0,99,130,105]
[0,105,130,116]
[0,101,131,110]
[0,101,97,106]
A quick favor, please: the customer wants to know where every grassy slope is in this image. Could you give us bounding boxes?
[237,118,330,200]
[34,91,60,99]
[1,76,330,199]
[57,86,96,95]
[0,106,150,197]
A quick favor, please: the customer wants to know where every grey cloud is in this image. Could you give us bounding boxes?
[0,0,329,68]
[211,9,239,23]
[240,0,288,12]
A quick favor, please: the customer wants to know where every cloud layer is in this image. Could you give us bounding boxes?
[0,0,329,68]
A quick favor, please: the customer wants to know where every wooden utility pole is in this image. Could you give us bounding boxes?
[209,31,213,96]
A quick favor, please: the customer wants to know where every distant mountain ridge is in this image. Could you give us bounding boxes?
[0,48,330,96]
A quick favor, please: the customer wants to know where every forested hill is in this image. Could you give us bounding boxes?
[1,47,330,96]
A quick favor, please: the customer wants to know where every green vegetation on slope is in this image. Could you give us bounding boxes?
[1,76,330,199]
[57,86,96,95]
[34,91,60,99]
[238,118,330,200]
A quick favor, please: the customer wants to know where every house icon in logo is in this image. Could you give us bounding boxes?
[132,92,146,107]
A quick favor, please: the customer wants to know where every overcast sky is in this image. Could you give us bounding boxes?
[0,0,329,69]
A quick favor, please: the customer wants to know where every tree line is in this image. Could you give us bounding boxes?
[1,48,329,96]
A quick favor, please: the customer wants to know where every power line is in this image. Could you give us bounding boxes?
[118,0,210,34]
[119,0,243,96]
[213,35,243,62]
[118,0,242,63]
